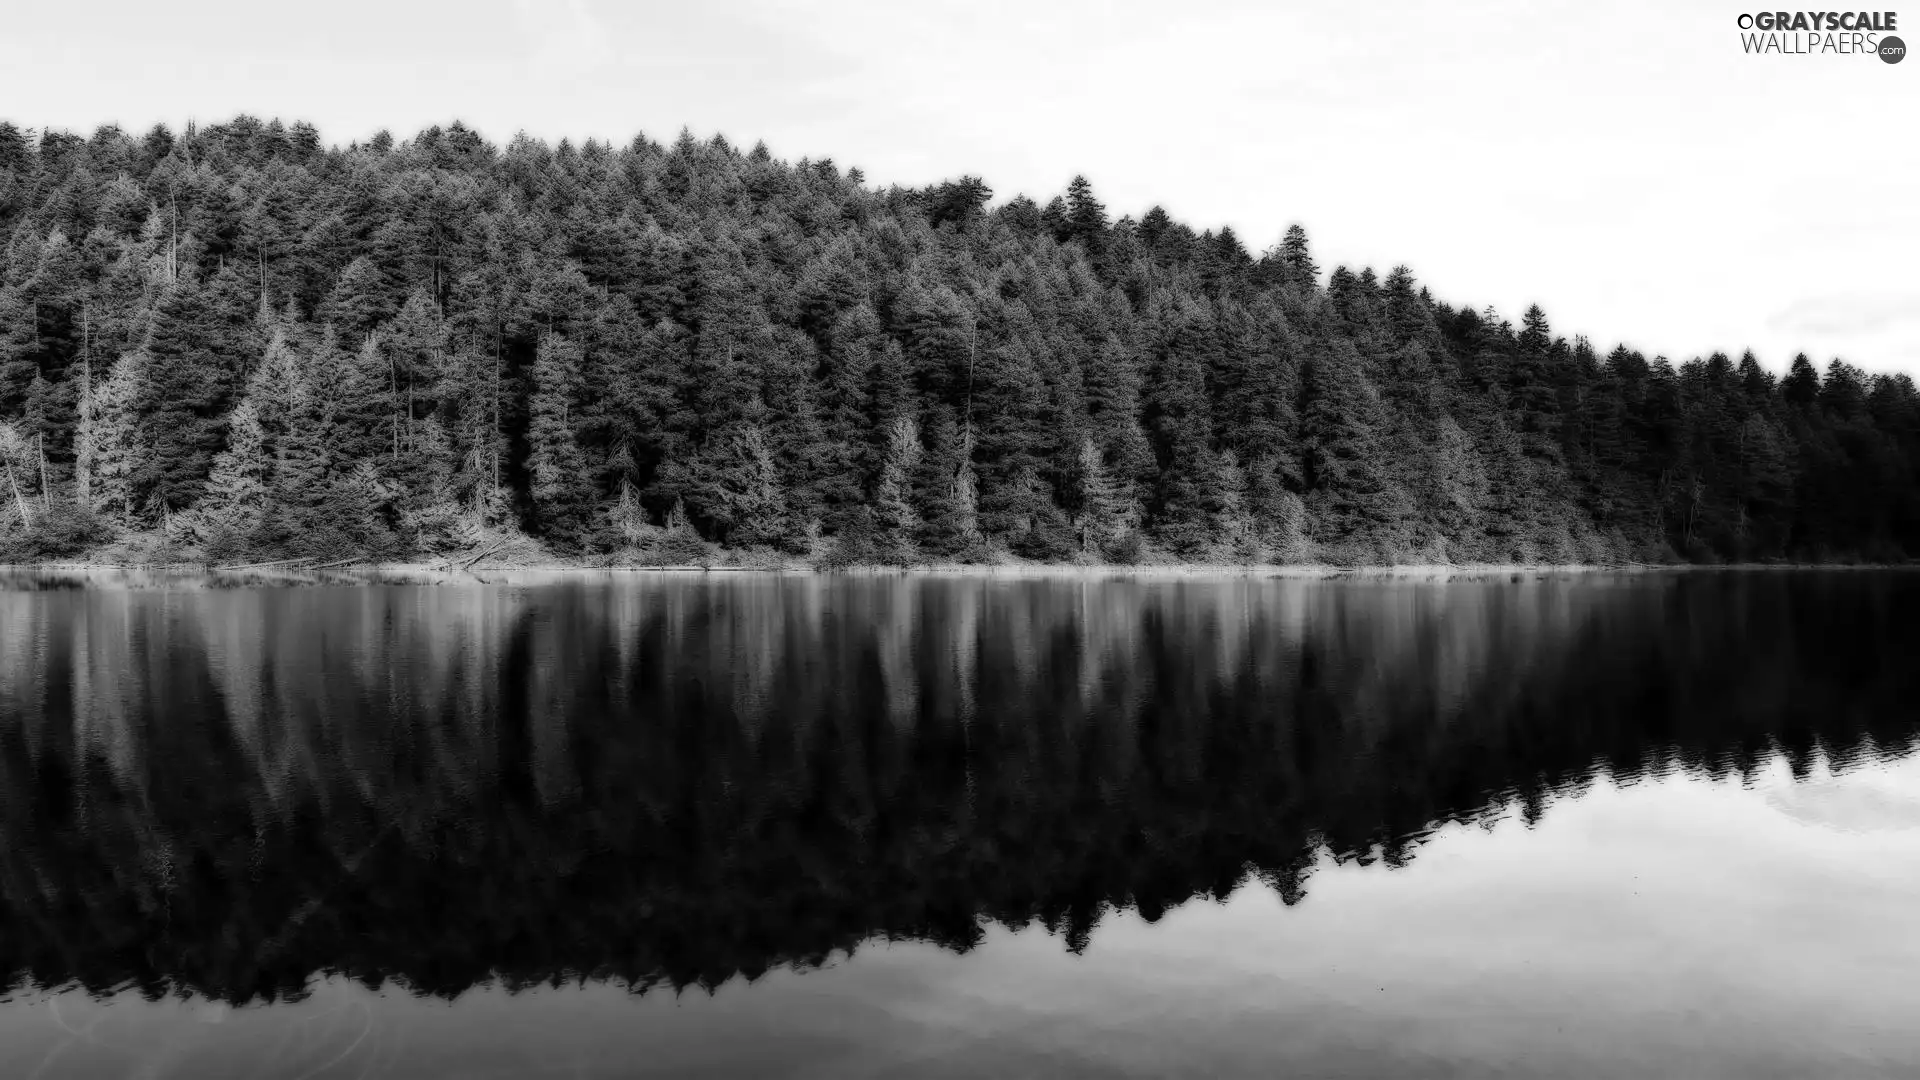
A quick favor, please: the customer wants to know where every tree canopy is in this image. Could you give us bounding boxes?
[1,116,1915,564]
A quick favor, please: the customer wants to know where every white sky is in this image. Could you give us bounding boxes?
[6,0,1917,374]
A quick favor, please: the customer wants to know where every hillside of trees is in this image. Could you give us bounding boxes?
[1,116,1916,565]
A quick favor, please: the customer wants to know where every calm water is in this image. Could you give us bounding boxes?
[0,569,1916,1079]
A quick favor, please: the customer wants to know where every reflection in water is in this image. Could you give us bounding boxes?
[0,571,1914,1010]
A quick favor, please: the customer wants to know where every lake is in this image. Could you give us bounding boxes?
[0,569,1916,1079]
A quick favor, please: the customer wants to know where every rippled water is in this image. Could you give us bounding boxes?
[0,569,1916,1078]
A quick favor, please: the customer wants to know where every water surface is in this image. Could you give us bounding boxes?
[0,570,1916,1078]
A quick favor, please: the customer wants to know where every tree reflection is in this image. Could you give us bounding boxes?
[0,571,1913,1004]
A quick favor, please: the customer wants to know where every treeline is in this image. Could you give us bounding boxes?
[1,116,1916,564]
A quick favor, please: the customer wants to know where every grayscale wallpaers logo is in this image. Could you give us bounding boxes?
[1736,10,1903,59]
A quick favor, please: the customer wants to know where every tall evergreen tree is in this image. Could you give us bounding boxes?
[1275,224,1318,289]
[86,351,146,524]
[874,415,922,561]
[706,421,791,550]
[1300,337,1411,561]
[137,266,257,512]
[1142,305,1224,554]
[1072,437,1133,555]
[527,333,595,547]
[197,399,269,543]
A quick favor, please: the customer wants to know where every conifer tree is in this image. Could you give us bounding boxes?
[397,413,464,550]
[1301,337,1411,561]
[197,399,269,543]
[915,409,983,558]
[71,349,93,509]
[817,301,882,510]
[527,333,594,547]
[138,265,257,512]
[386,291,450,418]
[1064,175,1108,261]
[968,335,1049,540]
[1143,307,1223,554]
[707,422,790,549]
[86,351,146,524]
[0,422,34,528]
[1073,438,1132,555]
[1216,450,1260,563]
[1276,224,1318,289]
[0,286,38,417]
[1510,304,1562,452]
[1782,353,1821,408]
[1425,414,1489,552]
[321,332,397,470]
[874,415,922,561]
[266,342,329,515]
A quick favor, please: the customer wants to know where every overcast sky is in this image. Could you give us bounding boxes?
[6,0,1916,374]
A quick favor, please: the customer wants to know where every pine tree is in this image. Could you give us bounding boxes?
[874,415,922,561]
[1510,304,1562,451]
[387,290,450,420]
[527,333,595,547]
[1276,224,1318,289]
[1073,438,1132,555]
[708,422,791,550]
[1064,175,1108,258]
[968,335,1049,542]
[198,399,269,542]
[0,286,38,417]
[321,332,398,471]
[86,352,147,524]
[915,409,983,558]
[138,265,257,513]
[1782,353,1820,408]
[817,301,881,514]
[320,258,397,340]
[1425,414,1489,554]
[1216,450,1259,563]
[1301,337,1412,561]
[397,413,464,551]
[1733,412,1793,554]
[1143,305,1223,554]
[0,421,34,529]
[267,342,329,514]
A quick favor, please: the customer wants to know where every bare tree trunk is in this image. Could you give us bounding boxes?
[963,324,977,444]
[493,329,503,509]
[76,303,93,507]
[38,433,50,513]
[388,335,400,462]
[7,462,31,529]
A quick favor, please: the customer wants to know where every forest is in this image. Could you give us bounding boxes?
[1,116,1916,566]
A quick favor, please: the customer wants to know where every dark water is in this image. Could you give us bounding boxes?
[0,569,1917,1079]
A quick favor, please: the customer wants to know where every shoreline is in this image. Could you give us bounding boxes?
[6,559,1916,581]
